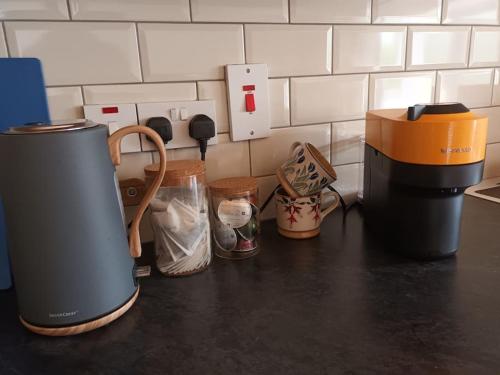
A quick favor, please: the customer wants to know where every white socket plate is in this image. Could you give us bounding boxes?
[226,64,271,141]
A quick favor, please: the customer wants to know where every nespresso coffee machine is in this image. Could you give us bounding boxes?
[363,103,488,259]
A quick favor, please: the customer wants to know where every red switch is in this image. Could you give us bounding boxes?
[245,93,255,112]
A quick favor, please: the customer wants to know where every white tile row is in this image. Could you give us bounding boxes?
[2,0,499,25]
[4,22,142,85]
[5,22,500,84]
[46,68,500,128]
[290,75,368,125]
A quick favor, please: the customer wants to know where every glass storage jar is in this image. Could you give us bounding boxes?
[208,177,260,259]
[144,160,211,276]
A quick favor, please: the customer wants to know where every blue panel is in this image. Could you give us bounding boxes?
[0,58,50,289]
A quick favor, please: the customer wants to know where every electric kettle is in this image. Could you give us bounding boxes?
[0,120,167,336]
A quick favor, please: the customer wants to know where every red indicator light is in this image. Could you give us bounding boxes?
[243,85,255,91]
[245,93,256,112]
[102,106,119,114]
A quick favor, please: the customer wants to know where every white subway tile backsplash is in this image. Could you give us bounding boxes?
[291,75,368,125]
[115,152,153,180]
[46,86,84,120]
[4,0,500,217]
[331,120,365,166]
[83,83,196,105]
[474,107,500,144]
[443,0,500,25]
[0,24,7,57]
[250,123,331,177]
[369,71,436,110]
[191,0,288,23]
[469,27,500,68]
[493,69,500,105]
[289,0,371,24]
[197,81,229,134]
[138,23,244,82]
[5,22,141,85]
[257,175,279,221]
[436,69,494,109]
[484,143,500,178]
[407,26,470,71]
[69,0,190,21]
[0,0,69,20]
[245,24,332,77]
[372,0,442,24]
[330,163,360,205]
[269,78,290,128]
[333,26,406,74]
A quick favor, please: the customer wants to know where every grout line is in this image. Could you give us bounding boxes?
[287,0,291,23]
[287,77,292,125]
[331,24,334,74]
[440,0,445,24]
[134,23,145,83]
[329,122,333,163]
[1,22,11,57]
[490,69,497,105]
[404,26,409,70]
[188,0,193,22]
[367,73,372,109]
[242,24,247,64]
[2,19,499,27]
[79,85,85,107]
[66,0,72,20]
[370,0,374,24]
[248,140,253,176]
[466,25,473,68]
[433,70,439,103]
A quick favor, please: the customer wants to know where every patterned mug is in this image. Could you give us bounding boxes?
[277,142,337,198]
[275,187,340,239]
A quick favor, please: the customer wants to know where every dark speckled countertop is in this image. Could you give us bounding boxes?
[1,196,500,374]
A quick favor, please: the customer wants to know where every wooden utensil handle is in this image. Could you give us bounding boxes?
[108,125,167,258]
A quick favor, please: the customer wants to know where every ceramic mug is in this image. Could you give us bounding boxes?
[277,142,337,198]
[275,187,340,239]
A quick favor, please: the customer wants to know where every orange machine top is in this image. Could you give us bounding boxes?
[365,107,488,165]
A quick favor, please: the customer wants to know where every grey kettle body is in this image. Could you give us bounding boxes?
[0,121,167,335]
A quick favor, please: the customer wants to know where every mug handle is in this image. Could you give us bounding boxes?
[320,191,340,221]
[108,125,167,258]
[289,141,302,157]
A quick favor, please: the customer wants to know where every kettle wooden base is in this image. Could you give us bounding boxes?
[19,287,140,336]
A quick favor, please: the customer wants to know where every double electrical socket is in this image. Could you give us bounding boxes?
[83,100,217,154]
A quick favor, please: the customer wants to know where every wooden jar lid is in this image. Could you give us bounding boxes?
[144,160,205,186]
[209,176,257,197]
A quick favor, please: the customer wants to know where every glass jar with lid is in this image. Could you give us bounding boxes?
[144,160,210,276]
[208,177,260,259]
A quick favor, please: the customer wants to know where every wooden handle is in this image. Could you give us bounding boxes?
[108,126,167,258]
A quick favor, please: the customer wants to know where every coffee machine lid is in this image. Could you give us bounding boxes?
[4,119,99,135]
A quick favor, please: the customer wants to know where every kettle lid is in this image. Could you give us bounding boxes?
[4,119,98,135]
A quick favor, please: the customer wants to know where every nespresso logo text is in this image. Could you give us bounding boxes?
[49,310,78,318]
[441,147,471,154]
